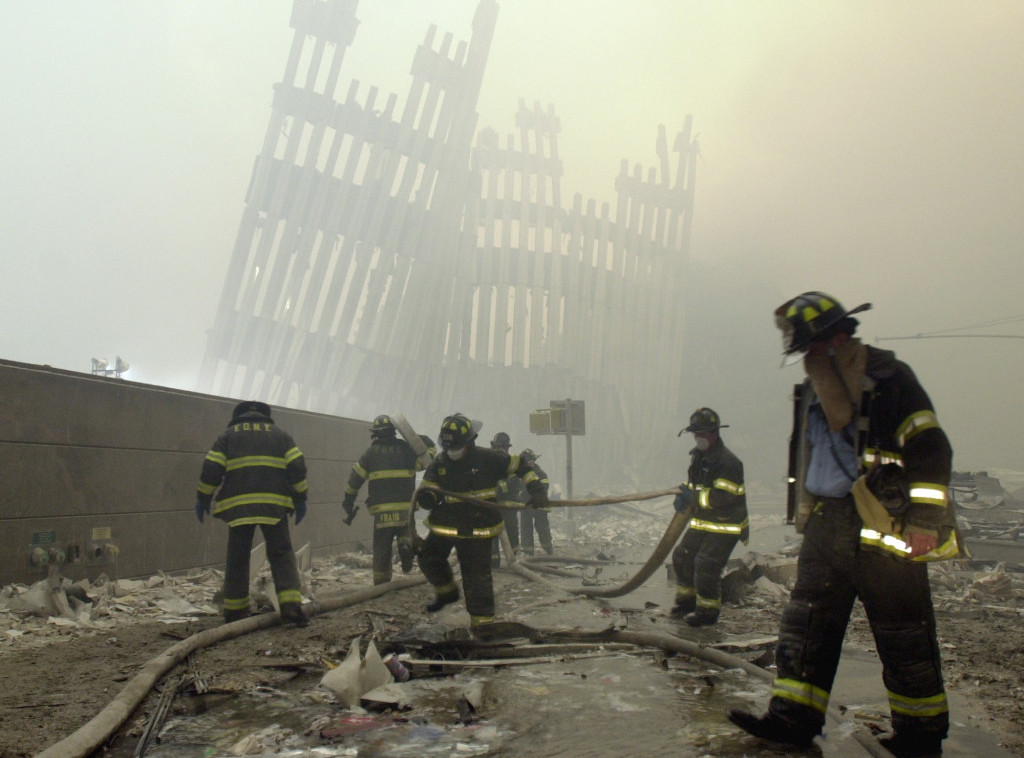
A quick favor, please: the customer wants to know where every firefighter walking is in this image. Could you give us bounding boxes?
[415,413,549,628]
[729,292,959,758]
[518,449,554,556]
[195,401,309,626]
[670,407,748,626]
[342,415,435,585]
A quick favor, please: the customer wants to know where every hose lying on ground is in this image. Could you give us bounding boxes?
[577,509,690,598]
[34,576,426,758]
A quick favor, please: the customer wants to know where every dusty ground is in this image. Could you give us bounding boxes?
[2,523,1023,758]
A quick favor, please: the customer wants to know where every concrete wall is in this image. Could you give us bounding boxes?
[0,359,374,586]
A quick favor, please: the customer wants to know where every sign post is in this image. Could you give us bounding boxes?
[529,398,585,502]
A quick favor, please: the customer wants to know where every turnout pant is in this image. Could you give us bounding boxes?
[491,511,520,564]
[418,532,495,625]
[223,520,302,619]
[769,496,948,739]
[671,526,738,611]
[372,512,415,585]
[520,507,552,553]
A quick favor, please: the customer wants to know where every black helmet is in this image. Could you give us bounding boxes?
[520,448,539,464]
[681,407,728,435]
[232,400,272,421]
[775,291,871,356]
[490,431,511,450]
[371,415,396,438]
[439,413,479,450]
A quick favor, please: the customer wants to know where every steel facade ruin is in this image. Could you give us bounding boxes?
[197,0,696,487]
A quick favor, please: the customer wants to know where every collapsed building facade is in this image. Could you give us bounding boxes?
[197,0,698,489]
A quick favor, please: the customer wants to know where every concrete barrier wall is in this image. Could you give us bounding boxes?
[0,359,375,586]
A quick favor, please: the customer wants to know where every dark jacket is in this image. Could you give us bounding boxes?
[790,345,957,557]
[421,446,548,538]
[683,438,749,542]
[344,436,422,518]
[197,409,308,527]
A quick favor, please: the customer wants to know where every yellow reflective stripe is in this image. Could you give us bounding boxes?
[223,596,250,611]
[197,482,217,495]
[435,580,458,595]
[353,462,368,479]
[675,586,696,599]
[896,410,940,446]
[214,493,294,511]
[888,689,948,718]
[912,532,961,562]
[368,502,412,514]
[696,595,721,610]
[771,678,830,715]
[713,478,745,495]
[225,455,287,471]
[698,488,711,508]
[860,527,912,556]
[426,522,504,538]
[909,483,947,506]
[226,516,281,527]
[277,589,302,605]
[293,480,308,494]
[373,570,392,582]
[446,488,498,502]
[471,615,495,626]
[521,470,540,485]
[284,446,302,464]
[205,450,227,466]
[863,448,903,466]
[690,518,744,535]
[368,468,416,480]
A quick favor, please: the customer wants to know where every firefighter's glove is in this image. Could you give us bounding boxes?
[416,488,443,511]
[342,494,357,518]
[673,487,692,514]
[527,488,550,510]
[195,499,210,523]
[293,500,307,525]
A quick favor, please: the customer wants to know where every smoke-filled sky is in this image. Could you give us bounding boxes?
[2,1,1023,475]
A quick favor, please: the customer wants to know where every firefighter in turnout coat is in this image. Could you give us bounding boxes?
[670,407,749,627]
[342,415,436,584]
[415,413,549,628]
[729,292,958,758]
[196,401,309,626]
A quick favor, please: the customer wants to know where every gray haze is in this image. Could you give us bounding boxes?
[2,2,1023,489]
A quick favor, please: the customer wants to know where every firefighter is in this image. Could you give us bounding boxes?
[415,413,549,628]
[342,415,436,585]
[669,408,748,626]
[729,292,958,758]
[518,449,554,556]
[195,400,309,626]
[489,431,522,565]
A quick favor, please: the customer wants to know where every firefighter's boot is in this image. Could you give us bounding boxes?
[280,602,309,628]
[685,607,720,627]
[727,709,818,748]
[223,609,251,624]
[669,598,696,618]
[878,733,944,757]
[425,589,459,613]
